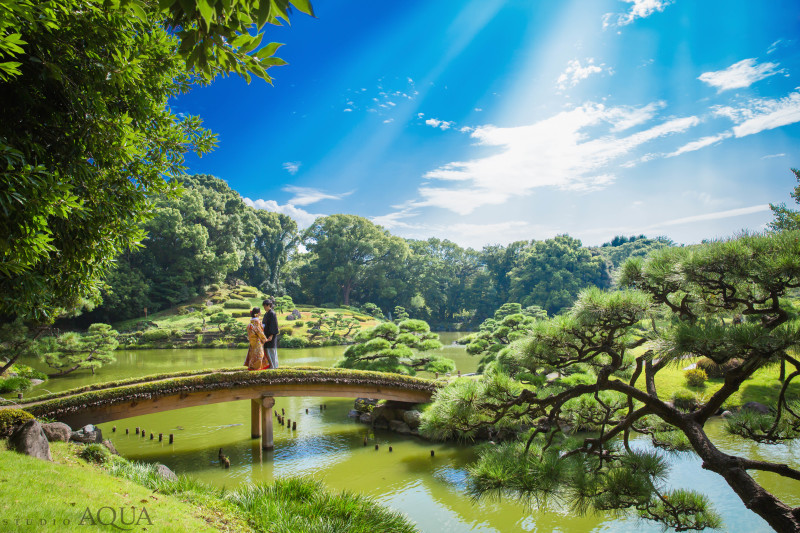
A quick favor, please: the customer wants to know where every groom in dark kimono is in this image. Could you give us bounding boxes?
[262,298,279,369]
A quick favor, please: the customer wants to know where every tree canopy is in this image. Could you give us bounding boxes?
[421,231,800,532]
[0,0,311,321]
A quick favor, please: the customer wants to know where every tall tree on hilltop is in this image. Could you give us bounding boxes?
[301,215,409,306]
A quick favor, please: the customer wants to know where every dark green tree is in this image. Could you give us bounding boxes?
[508,235,612,315]
[336,319,453,375]
[422,231,800,532]
[0,320,40,375]
[300,215,409,306]
[43,323,118,376]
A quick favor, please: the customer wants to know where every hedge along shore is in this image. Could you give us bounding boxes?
[6,367,441,422]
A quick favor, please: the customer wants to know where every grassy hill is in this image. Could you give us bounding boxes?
[111,284,380,350]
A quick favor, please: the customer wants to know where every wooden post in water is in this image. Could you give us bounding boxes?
[261,395,275,450]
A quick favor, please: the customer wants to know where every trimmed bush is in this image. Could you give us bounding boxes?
[280,335,309,348]
[0,376,32,393]
[224,299,250,309]
[80,443,112,464]
[141,329,172,342]
[0,408,34,437]
[672,388,698,410]
[685,368,708,387]
[204,304,224,315]
[696,357,743,378]
[208,283,220,292]
[231,310,250,318]
[194,327,203,333]
[294,320,304,328]
[279,327,293,336]
[12,365,47,381]
[236,342,249,349]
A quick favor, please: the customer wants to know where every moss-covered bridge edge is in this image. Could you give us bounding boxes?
[3,367,442,436]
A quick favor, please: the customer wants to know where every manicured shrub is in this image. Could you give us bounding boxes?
[685,368,708,387]
[141,329,172,342]
[0,408,34,437]
[696,357,743,378]
[0,376,31,393]
[80,443,112,464]
[208,283,220,292]
[280,335,309,348]
[12,364,47,381]
[224,299,250,309]
[194,327,203,333]
[236,342,249,349]
[295,321,304,328]
[672,388,698,410]
[279,327,293,336]
[231,310,250,318]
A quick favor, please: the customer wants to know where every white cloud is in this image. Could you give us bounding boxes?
[282,161,301,175]
[425,118,455,130]
[714,91,800,137]
[643,204,770,230]
[283,186,353,206]
[603,0,672,28]
[383,118,394,124]
[243,198,322,228]
[666,133,732,157]
[761,153,786,159]
[698,58,781,92]
[557,58,609,90]
[603,101,666,132]
[416,102,699,214]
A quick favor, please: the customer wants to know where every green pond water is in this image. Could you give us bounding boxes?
[10,333,800,532]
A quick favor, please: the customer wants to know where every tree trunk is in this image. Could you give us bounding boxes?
[683,421,800,532]
[342,280,352,307]
[0,354,22,375]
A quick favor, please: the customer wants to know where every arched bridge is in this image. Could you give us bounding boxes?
[11,367,440,449]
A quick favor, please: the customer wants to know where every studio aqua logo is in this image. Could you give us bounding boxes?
[79,506,152,530]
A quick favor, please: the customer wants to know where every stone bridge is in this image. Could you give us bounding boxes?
[8,367,440,449]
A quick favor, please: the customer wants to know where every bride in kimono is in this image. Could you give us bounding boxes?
[245,307,269,370]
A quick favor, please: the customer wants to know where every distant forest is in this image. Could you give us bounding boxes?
[82,175,674,328]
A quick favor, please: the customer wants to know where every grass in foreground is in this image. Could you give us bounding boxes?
[0,442,228,532]
[0,441,417,533]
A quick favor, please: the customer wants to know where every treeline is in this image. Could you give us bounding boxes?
[86,175,673,327]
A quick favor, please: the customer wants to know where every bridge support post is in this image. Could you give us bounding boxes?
[251,399,262,438]
[261,396,275,450]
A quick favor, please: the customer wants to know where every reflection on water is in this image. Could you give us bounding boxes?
[7,336,792,532]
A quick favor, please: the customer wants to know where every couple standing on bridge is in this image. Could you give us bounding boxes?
[245,299,280,371]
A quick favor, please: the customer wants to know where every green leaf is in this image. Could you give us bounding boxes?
[255,41,283,59]
[196,0,215,29]
[290,0,315,17]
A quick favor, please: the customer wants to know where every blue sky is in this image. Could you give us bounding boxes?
[175,0,800,249]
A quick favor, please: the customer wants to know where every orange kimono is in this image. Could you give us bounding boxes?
[245,317,269,370]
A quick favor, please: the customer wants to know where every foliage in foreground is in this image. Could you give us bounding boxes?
[106,458,417,533]
[0,0,312,321]
[422,230,800,532]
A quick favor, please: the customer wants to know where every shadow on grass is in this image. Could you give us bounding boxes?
[739,380,800,406]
